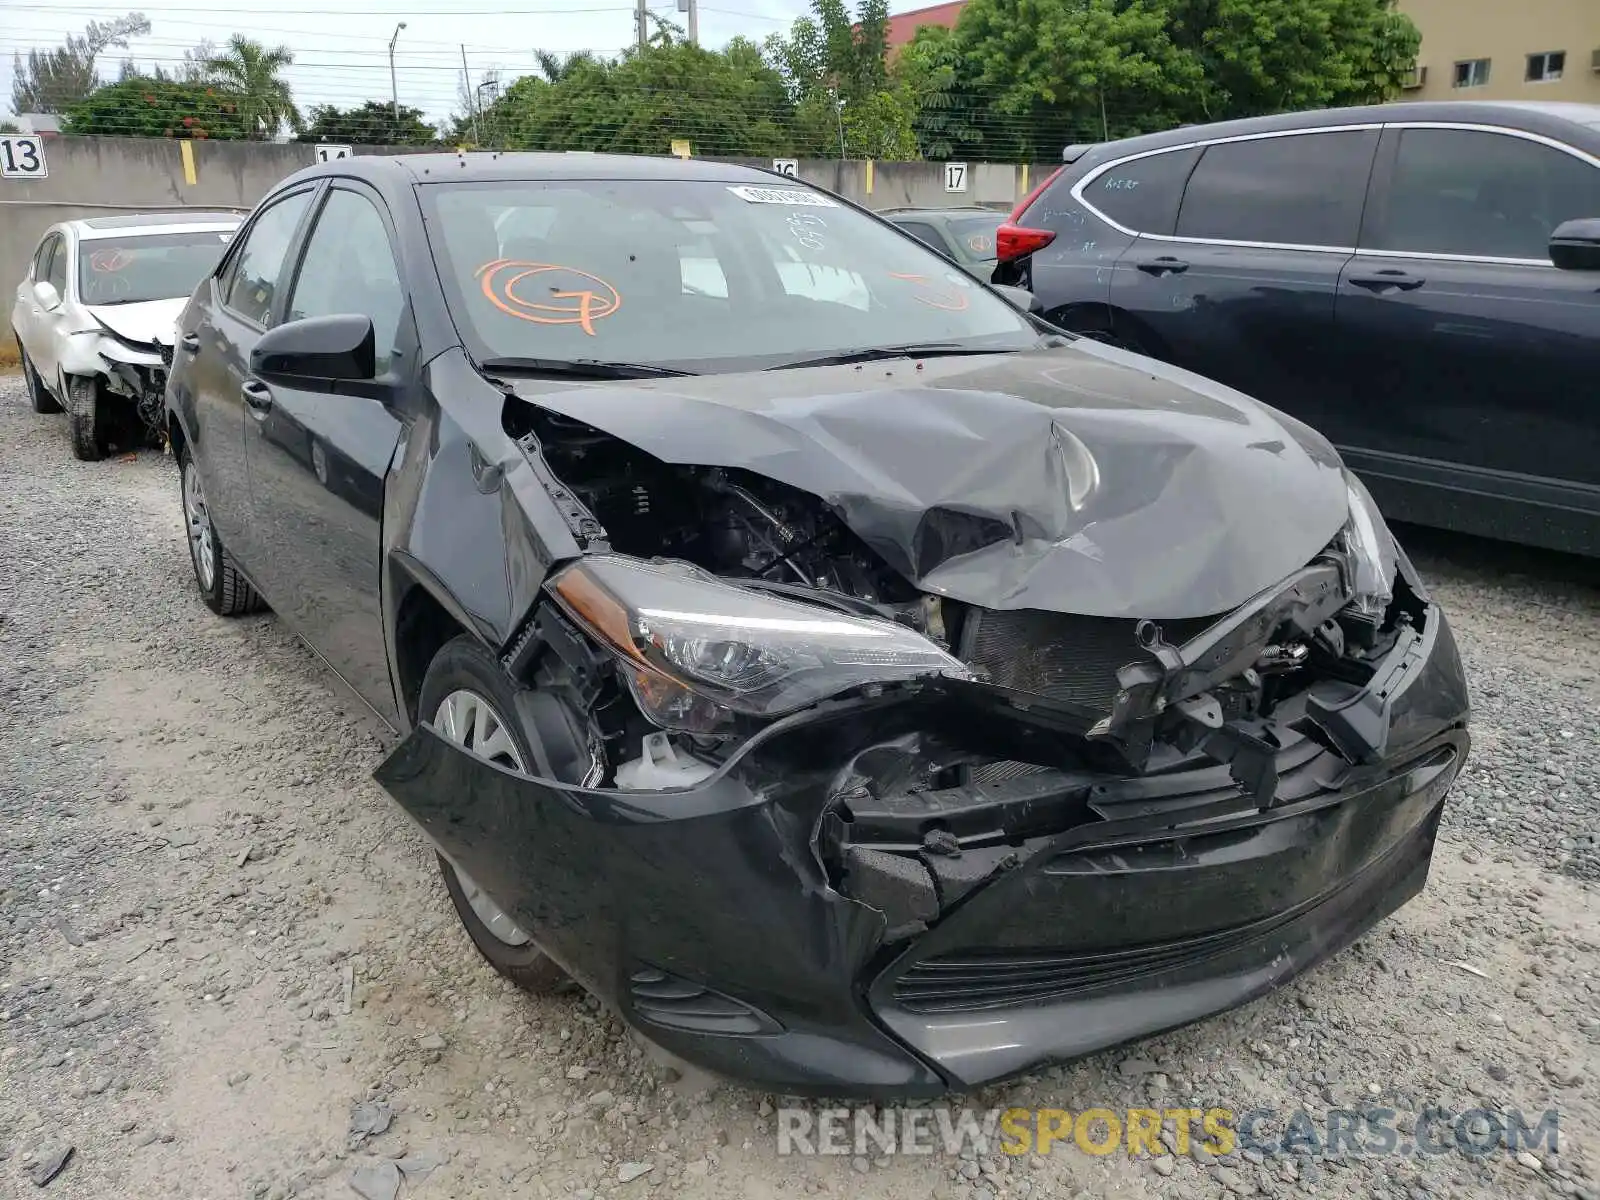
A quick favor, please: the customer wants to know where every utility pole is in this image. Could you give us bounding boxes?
[462,45,481,144]
[636,0,648,50]
[687,0,698,46]
[388,22,406,125]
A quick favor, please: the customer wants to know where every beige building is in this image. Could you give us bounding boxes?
[1394,0,1600,104]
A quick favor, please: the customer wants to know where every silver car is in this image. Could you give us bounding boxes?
[12,211,241,460]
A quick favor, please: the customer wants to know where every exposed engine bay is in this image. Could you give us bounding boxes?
[97,326,173,439]
[504,403,1428,807]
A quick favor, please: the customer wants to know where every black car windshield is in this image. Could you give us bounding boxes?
[77,230,234,306]
[419,178,1039,372]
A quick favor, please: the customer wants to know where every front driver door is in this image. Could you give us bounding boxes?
[242,182,410,724]
[32,233,71,389]
[1332,124,1600,534]
[14,233,59,379]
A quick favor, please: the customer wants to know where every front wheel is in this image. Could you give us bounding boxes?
[419,636,568,995]
[19,343,62,414]
[66,375,107,461]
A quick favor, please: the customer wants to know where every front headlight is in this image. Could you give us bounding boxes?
[547,555,971,733]
[1342,471,1397,620]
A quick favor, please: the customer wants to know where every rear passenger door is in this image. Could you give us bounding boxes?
[180,185,319,571]
[1332,124,1600,520]
[1105,128,1379,423]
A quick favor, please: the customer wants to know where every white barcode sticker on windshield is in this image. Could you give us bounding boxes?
[726,185,837,207]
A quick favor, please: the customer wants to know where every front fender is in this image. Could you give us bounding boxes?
[381,348,588,729]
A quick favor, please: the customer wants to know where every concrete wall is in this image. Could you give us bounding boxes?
[1395,0,1600,104]
[3,136,1049,339]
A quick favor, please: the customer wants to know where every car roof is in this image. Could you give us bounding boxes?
[69,211,243,239]
[1070,100,1600,161]
[880,207,1002,220]
[290,151,801,187]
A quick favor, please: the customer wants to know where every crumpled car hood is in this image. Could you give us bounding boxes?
[506,340,1351,619]
[88,297,186,347]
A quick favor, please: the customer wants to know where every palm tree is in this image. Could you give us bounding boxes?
[206,35,299,138]
[532,50,596,83]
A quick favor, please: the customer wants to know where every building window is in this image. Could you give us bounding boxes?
[1526,51,1565,82]
[1453,59,1491,88]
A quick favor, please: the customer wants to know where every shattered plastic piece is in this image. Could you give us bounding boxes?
[348,1159,402,1200]
[396,1152,445,1184]
[619,1162,654,1183]
[28,1145,73,1187]
[349,1100,394,1143]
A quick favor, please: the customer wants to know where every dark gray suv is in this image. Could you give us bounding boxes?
[994,101,1600,556]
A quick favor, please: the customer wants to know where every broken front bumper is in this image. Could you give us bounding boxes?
[374,607,1468,1097]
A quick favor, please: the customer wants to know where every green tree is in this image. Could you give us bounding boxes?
[480,40,796,157]
[1163,0,1420,119]
[765,0,912,157]
[895,25,983,159]
[297,101,438,146]
[11,13,151,114]
[64,75,246,139]
[204,35,299,138]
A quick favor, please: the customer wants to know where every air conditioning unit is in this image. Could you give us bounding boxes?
[1401,64,1427,89]
[1591,46,1600,73]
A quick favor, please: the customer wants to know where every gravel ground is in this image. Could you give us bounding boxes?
[1,373,1597,1200]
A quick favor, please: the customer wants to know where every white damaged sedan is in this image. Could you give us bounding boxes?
[12,211,240,460]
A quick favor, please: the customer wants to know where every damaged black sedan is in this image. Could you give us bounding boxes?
[166,153,1470,1097]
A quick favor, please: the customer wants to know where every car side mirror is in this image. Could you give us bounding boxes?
[992,283,1043,314]
[33,281,61,310]
[1550,218,1600,271]
[250,314,376,384]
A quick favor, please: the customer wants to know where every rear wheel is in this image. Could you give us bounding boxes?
[180,445,264,616]
[419,636,568,995]
[18,343,62,414]
[66,375,107,461]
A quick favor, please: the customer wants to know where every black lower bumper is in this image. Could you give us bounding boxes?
[374,607,1469,1097]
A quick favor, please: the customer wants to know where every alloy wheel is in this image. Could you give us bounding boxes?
[432,689,533,946]
[182,460,216,592]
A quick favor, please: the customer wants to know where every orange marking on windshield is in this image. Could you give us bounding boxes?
[475,260,621,335]
[888,272,970,311]
[89,249,130,273]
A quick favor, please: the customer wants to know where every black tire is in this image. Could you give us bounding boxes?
[419,635,569,995]
[179,445,265,617]
[66,375,107,461]
[19,343,63,414]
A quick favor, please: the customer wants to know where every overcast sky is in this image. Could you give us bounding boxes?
[0,0,839,125]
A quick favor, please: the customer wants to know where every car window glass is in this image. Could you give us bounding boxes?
[1087,147,1201,235]
[896,221,946,253]
[947,214,1003,260]
[287,189,406,372]
[1176,131,1378,247]
[33,235,57,282]
[424,180,1031,372]
[78,230,233,307]
[1367,128,1600,260]
[45,237,68,293]
[225,190,314,327]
